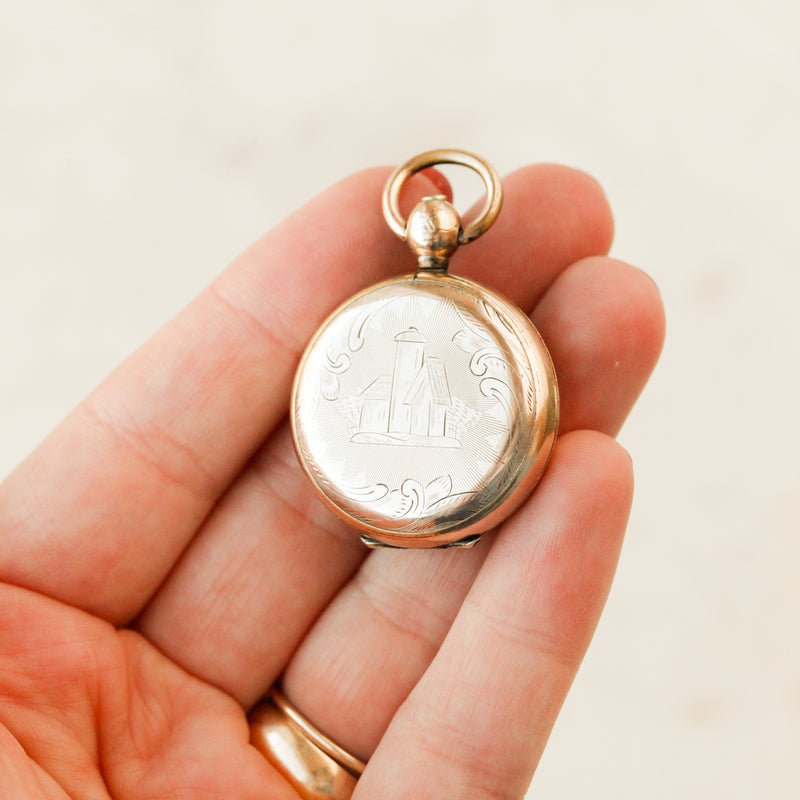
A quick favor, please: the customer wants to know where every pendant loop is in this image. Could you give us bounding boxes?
[382,149,503,245]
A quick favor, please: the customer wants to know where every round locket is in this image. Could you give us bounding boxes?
[291,150,558,548]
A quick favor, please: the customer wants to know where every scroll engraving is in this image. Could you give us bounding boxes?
[336,474,477,530]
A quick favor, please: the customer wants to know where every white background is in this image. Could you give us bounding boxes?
[1,1,798,797]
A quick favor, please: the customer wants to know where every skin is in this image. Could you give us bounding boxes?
[0,163,665,799]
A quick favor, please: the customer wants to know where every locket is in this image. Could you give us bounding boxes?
[291,150,559,548]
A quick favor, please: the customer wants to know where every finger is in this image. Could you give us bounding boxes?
[135,423,366,705]
[535,256,665,436]
[458,163,614,310]
[0,166,439,624]
[133,165,615,699]
[278,257,663,757]
[354,431,633,799]
[419,166,453,201]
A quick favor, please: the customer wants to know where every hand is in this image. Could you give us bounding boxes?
[0,163,664,799]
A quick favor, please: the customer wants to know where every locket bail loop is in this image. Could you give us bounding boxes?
[381,148,503,246]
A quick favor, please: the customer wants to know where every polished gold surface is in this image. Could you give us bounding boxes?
[270,688,366,776]
[249,690,363,800]
[382,148,503,244]
[404,195,462,271]
[291,150,559,548]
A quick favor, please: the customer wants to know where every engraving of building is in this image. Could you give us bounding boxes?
[344,328,475,448]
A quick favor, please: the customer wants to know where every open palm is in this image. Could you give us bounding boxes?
[0,164,664,799]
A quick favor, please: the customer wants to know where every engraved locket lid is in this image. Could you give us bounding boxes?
[291,150,559,548]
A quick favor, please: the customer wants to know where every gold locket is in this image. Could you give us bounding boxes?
[291,150,559,548]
